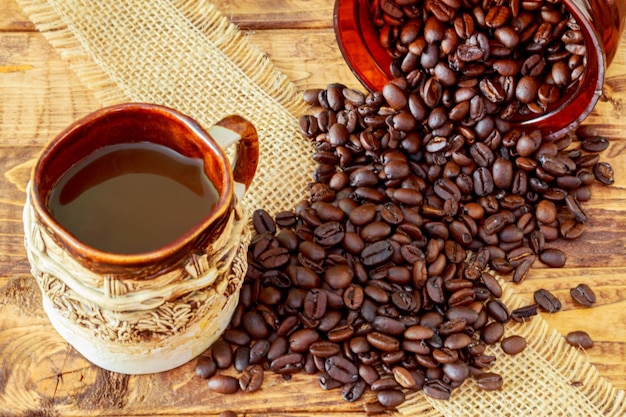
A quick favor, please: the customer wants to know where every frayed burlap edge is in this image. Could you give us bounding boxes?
[14,0,626,416]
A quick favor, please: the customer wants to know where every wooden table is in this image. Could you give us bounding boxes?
[0,1,625,415]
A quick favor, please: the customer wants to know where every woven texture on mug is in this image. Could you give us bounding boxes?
[14,0,626,415]
[23,183,250,343]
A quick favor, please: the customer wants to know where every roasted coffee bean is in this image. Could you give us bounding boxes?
[377,388,406,408]
[374,315,406,336]
[362,240,394,266]
[207,375,240,394]
[324,265,354,290]
[289,328,320,353]
[249,340,271,365]
[326,355,359,384]
[511,304,539,322]
[481,321,505,344]
[570,283,596,306]
[500,335,527,355]
[212,339,233,369]
[363,401,386,415]
[343,379,367,402]
[442,360,470,382]
[195,356,217,379]
[565,331,594,349]
[318,373,342,390]
[534,288,562,313]
[222,329,250,346]
[275,210,298,228]
[239,364,264,393]
[270,353,304,374]
[486,299,510,323]
[565,195,588,223]
[309,341,341,358]
[581,136,609,152]
[243,311,270,339]
[539,248,566,268]
[593,162,615,185]
[426,275,446,304]
[258,247,290,269]
[475,372,504,391]
[367,331,401,352]
[253,209,276,235]
[344,284,365,309]
[234,346,251,372]
[314,222,345,246]
[423,379,451,400]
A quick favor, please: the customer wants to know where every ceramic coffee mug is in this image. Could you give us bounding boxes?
[23,103,259,374]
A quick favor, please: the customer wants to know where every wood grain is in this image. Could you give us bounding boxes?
[1,0,626,415]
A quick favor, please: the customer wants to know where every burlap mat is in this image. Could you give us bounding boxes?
[15,0,626,415]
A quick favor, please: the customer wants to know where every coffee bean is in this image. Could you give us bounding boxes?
[242,311,270,339]
[325,355,359,384]
[195,356,217,379]
[257,247,290,269]
[211,339,233,369]
[361,240,394,266]
[570,283,596,306]
[253,209,276,235]
[270,353,304,374]
[511,304,539,322]
[377,388,406,408]
[343,379,367,402]
[249,339,271,365]
[481,321,505,344]
[581,136,609,152]
[233,346,250,372]
[239,364,264,392]
[367,331,401,352]
[475,372,504,391]
[539,248,566,267]
[207,375,240,394]
[423,379,451,400]
[593,162,615,185]
[534,288,562,313]
[500,335,527,355]
[363,401,386,415]
[486,299,510,323]
[565,331,594,349]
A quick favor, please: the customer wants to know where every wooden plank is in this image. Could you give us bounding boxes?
[0,1,34,31]
[247,28,363,90]
[1,0,337,31]
[0,0,626,416]
[210,0,335,29]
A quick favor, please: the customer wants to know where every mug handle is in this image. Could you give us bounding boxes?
[207,115,259,199]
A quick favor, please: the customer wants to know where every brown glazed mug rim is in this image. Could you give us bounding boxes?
[30,102,235,271]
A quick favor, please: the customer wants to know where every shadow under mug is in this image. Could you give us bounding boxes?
[23,103,259,374]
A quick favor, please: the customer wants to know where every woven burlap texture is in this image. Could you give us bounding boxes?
[15,0,626,415]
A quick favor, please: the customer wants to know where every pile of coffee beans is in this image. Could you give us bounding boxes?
[371,0,589,120]
[298,82,611,280]
[195,79,611,412]
[193,1,614,413]
[199,206,517,409]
